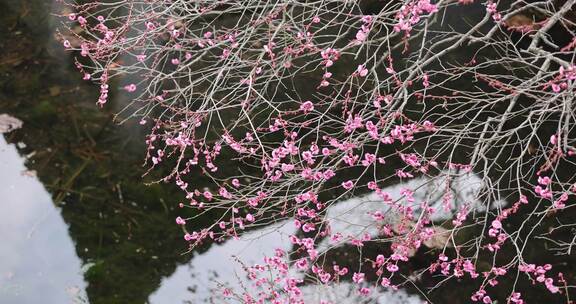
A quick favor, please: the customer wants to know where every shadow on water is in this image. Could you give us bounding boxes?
[0,0,216,303]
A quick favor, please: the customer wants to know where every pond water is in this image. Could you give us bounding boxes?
[0,137,87,304]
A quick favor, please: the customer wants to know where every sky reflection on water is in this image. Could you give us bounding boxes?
[0,136,87,304]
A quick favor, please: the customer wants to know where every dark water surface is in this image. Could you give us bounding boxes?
[0,0,227,303]
[1,0,186,303]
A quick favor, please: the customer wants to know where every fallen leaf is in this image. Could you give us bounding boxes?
[0,114,23,134]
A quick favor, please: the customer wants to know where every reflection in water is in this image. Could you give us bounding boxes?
[150,221,424,303]
[0,136,87,303]
[320,171,507,252]
[0,0,194,302]
[152,180,453,303]
[299,282,421,304]
[150,221,295,303]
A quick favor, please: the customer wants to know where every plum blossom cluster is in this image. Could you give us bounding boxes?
[61,0,576,302]
[394,0,438,36]
[518,263,560,294]
[354,15,373,44]
[549,65,576,93]
[485,2,502,22]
